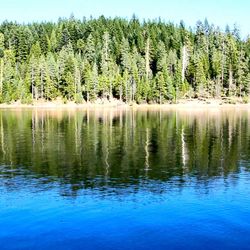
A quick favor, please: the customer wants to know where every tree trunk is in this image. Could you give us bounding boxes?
[119,85,122,101]
[125,80,128,104]
[221,40,225,87]
[109,80,112,100]
[31,67,34,100]
[41,69,44,100]
[181,45,188,83]
[145,38,150,80]
[0,58,3,96]
[229,65,233,96]
[87,92,89,103]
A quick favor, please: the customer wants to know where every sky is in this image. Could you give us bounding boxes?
[0,0,249,38]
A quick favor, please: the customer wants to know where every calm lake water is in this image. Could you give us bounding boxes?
[0,108,250,250]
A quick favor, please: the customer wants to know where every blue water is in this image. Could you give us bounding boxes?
[0,109,250,249]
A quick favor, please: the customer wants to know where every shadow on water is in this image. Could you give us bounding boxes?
[0,108,250,198]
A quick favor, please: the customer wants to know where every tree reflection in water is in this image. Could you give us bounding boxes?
[0,108,249,198]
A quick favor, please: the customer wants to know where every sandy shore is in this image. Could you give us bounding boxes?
[0,99,250,111]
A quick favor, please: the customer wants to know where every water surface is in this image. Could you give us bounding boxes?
[0,108,250,250]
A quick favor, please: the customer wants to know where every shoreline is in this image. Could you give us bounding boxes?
[0,99,250,110]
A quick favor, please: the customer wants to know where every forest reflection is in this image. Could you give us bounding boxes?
[0,108,249,197]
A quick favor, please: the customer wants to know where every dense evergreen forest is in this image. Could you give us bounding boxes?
[0,15,250,104]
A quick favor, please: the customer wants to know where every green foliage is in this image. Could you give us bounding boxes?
[243,96,249,104]
[0,49,4,58]
[21,94,33,104]
[0,17,249,103]
[75,92,83,104]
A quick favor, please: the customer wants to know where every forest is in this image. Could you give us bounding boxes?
[0,15,250,104]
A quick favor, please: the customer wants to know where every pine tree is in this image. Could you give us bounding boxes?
[211,48,223,97]
[48,29,58,53]
[100,32,111,99]
[39,55,46,99]
[194,51,207,97]
[84,34,95,64]
[0,17,248,103]
[0,33,4,98]
[45,52,58,100]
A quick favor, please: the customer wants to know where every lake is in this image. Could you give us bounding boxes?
[0,108,250,250]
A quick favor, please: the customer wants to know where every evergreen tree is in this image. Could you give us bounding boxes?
[0,33,4,98]
[0,17,248,103]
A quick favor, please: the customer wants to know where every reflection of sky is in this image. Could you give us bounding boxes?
[0,172,250,249]
[0,0,249,38]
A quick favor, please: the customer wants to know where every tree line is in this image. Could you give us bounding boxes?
[0,15,250,104]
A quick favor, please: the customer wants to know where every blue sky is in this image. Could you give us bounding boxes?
[1,0,249,37]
